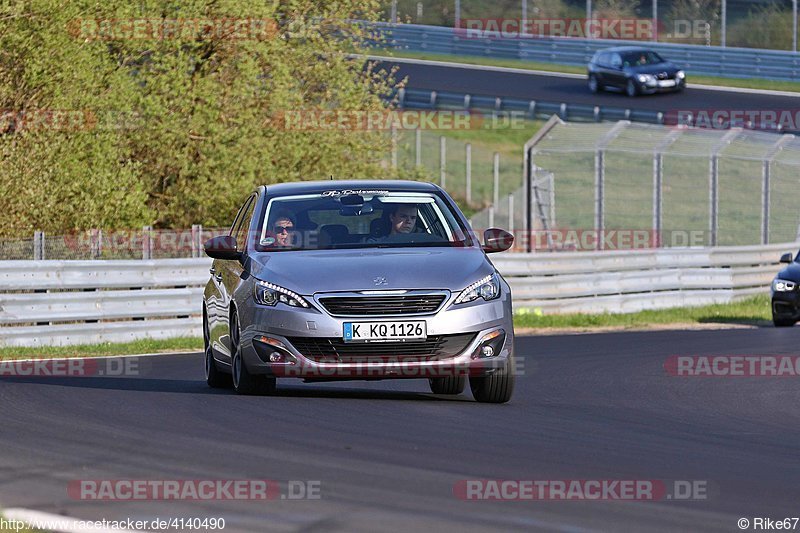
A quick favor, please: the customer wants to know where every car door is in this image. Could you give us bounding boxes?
[208,195,253,362]
[217,194,257,362]
[608,53,625,87]
[594,52,612,85]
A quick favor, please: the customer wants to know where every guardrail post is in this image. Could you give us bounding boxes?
[439,136,446,189]
[709,156,718,246]
[33,231,44,260]
[415,127,421,167]
[142,225,153,260]
[488,205,495,228]
[397,88,406,109]
[465,142,472,205]
[528,100,536,119]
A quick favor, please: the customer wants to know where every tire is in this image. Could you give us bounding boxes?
[204,308,231,388]
[772,314,795,328]
[470,356,515,404]
[429,375,466,395]
[230,311,277,395]
[588,74,602,94]
[626,79,639,97]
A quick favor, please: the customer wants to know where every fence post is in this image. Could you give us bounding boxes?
[465,142,472,205]
[709,156,718,246]
[594,149,604,250]
[142,225,152,260]
[493,152,500,209]
[390,125,398,169]
[508,193,515,233]
[653,152,663,247]
[33,231,44,260]
[415,127,421,167]
[191,224,201,258]
[90,229,102,259]
[488,205,495,228]
[439,136,446,189]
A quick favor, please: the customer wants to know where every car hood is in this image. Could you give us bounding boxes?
[626,62,679,75]
[775,262,800,283]
[248,247,495,294]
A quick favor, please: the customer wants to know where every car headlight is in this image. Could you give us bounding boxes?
[254,280,310,308]
[772,279,797,292]
[676,70,686,79]
[455,273,501,304]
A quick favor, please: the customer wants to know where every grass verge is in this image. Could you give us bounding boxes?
[514,295,772,330]
[0,296,774,359]
[374,49,800,93]
[0,337,203,360]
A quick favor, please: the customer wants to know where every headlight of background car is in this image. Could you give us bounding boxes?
[772,279,797,292]
[676,70,686,79]
[455,273,501,304]
[254,280,310,308]
[637,74,654,83]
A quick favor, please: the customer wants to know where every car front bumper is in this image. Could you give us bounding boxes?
[772,290,800,319]
[237,290,515,380]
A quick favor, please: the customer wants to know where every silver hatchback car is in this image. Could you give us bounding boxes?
[202,180,516,403]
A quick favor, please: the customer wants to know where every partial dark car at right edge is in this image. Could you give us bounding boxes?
[771,250,800,326]
[588,47,686,97]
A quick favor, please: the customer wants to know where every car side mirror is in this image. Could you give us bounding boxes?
[483,228,514,253]
[204,235,241,260]
[780,252,794,264]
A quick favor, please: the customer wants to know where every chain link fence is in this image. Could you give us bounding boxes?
[468,117,800,251]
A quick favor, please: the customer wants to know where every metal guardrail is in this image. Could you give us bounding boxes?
[0,259,211,347]
[398,87,665,125]
[493,242,796,314]
[1,243,793,347]
[375,22,800,82]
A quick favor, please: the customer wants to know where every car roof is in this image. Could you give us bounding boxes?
[262,179,439,196]
[596,46,659,53]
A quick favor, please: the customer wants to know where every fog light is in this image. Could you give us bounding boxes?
[471,329,506,360]
[269,352,285,363]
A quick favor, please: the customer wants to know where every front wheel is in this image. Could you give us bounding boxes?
[429,375,466,395]
[204,308,231,388]
[230,312,277,395]
[469,356,515,404]
[772,314,795,327]
[626,79,639,97]
[588,74,602,94]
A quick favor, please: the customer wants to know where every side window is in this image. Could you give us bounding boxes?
[611,53,622,68]
[229,197,249,237]
[598,52,610,66]
[235,195,257,253]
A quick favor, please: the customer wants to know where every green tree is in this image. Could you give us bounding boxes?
[0,0,403,234]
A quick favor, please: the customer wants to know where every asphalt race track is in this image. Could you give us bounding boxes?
[378,60,800,113]
[2,328,800,532]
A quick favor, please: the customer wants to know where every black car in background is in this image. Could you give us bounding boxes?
[587,46,686,96]
[771,250,800,327]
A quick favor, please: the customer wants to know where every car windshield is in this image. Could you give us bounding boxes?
[257,190,471,251]
[622,51,664,66]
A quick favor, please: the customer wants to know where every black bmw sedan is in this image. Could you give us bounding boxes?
[587,46,686,96]
[772,250,800,327]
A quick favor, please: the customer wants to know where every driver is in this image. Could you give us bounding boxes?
[389,204,418,235]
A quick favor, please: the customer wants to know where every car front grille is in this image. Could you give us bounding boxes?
[287,333,476,363]
[318,294,447,316]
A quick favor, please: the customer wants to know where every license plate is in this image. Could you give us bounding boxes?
[343,321,426,342]
[659,79,676,87]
